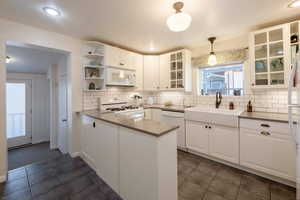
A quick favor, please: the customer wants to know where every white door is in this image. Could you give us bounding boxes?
[6,80,32,148]
[58,75,68,154]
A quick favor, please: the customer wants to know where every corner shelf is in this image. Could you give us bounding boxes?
[82,41,106,91]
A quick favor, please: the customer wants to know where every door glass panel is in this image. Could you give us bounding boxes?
[177,52,182,60]
[171,62,176,71]
[171,72,176,80]
[255,74,268,85]
[270,73,284,85]
[255,45,267,59]
[177,62,183,70]
[269,29,283,42]
[255,60,268,73]
[6,83,26,139]
[270,57,284,72]
[177,80,184,88]
[255,33,267,45]
[171,81,176,88]
[269,42,283,57]
[177,71,183,79]
[171,54,176,61]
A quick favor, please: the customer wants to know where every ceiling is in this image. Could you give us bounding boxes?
[6,44,65,73]
[0,0,300,55]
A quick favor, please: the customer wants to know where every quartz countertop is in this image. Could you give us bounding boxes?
[144,104,192,113]
[239,111,289,123]
[81,110,179,137]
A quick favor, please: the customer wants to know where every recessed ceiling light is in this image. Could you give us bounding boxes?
[6,56,11,64]
[288,0,300,8]
[43,7,61,16]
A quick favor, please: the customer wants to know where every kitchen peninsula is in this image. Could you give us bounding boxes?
[80,109,178,200]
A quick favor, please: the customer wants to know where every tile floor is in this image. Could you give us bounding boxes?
[178,150,296,200]
[8,142,61,170]
[0,150,296,200]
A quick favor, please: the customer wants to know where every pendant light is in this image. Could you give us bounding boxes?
[167,2,192,32]
[208,37,217,66]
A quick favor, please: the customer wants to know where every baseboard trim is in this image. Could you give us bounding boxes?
[70,152,81,158]
[0,175,7,183]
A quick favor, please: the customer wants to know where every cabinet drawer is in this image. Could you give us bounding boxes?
[240,118,289,135]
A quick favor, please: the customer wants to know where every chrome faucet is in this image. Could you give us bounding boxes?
[215,91,222,109]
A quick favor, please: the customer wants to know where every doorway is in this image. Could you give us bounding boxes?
[5,41,70,170]
[6,79,32,148]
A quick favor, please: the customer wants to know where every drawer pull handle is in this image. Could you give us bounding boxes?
[260,131,270,136]
[261,124,270,128]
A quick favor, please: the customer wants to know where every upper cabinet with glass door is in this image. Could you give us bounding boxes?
[169,49,192,92]
[249,24,290,88]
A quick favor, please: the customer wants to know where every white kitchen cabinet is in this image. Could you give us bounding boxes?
[105,45,120,67]
[81,115,98,167]
[81,116,119,192]
[104,45,131,69]
[161,111,186,150]
[240,119,296,181]
[119,48,130,69]
[169,50,192,91]
[143,56,160,90]
[159,53,170,90]
[209,124,239,164]
[130,52,144,90]
[186,120,209,154]
[144,108,152,120]
[186,120,239,164]
[151,108,162,121]
[249,24,290,89]
[94,119,119,192]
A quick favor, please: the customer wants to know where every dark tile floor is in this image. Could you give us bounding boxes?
[0,154,122,200]
[178,150,296,200]
[1,150,296,200]
[8,142,62,170]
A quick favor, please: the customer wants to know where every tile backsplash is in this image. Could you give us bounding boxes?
[83,88,296,113]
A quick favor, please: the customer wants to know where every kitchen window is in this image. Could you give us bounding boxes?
[199,63,244,96]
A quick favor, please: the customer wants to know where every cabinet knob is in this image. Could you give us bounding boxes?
[260,131,270,136]
[252,83,255,86]
[93,122,96,128]
[205,125,208,129]
[208,126,212,129]
[261,124,270,128]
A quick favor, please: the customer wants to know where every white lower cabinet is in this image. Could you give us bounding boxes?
[186,120,239,164]
[186,120,209,155]
[209,125,239,164]
[81,116,119,192]
[240,119,296,181]
[161,111,186,149]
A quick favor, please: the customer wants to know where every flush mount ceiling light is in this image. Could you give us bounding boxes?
[288,0,300,8]
[43,7,61,16]
[6,56,11,64]
[208,37,217,66]
[167,2,192,32]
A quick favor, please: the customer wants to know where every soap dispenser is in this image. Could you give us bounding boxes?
[247,101,253,112]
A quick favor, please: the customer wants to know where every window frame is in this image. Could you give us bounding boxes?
[198,61,245,96]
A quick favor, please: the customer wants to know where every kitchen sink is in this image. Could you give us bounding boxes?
[184,107,244,127]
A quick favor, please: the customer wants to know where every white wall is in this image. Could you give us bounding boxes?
[7,73,50,144]
[0,18,83,181]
